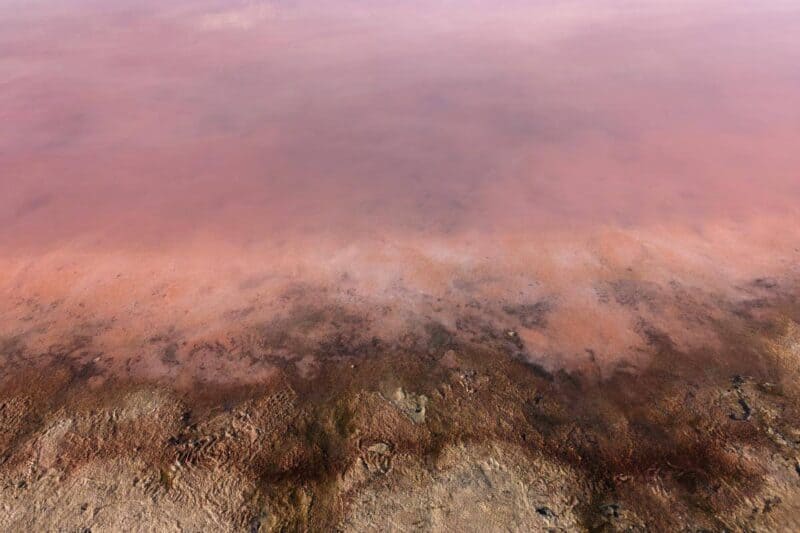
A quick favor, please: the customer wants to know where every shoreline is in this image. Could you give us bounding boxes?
[1,284,800,529]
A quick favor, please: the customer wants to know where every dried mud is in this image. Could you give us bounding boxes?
[2,277,800,532]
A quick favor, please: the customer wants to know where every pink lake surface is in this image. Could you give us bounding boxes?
[1,0,799,381]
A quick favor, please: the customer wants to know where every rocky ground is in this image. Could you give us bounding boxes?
[2,276,800,532]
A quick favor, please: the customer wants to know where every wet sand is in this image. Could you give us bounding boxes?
[2,0,800,530]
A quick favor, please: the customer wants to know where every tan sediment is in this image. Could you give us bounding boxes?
[1,285,800,531]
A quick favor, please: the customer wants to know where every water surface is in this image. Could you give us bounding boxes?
[2,0,799,379]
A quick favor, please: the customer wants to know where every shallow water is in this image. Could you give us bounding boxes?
[3,0,800,242]
[1,0,800,380]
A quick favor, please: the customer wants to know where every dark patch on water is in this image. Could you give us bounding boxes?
[162,343,179,366]
[424,322,455,354]
[14,193,53,219]
[502,300,552,329]
[609,279,661,310]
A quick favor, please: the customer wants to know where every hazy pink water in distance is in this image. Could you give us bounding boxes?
[2,0,800,380]
[2,0,799,247]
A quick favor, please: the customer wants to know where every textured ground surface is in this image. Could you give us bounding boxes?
[2,276,800,531]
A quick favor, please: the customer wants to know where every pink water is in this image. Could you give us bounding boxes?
[2,0,799,382]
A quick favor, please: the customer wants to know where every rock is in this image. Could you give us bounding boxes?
[367,443,391,455]
[441,349,459,369]
[388,388,428,424]
[536,506,555,518]
[600,503,620,519]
